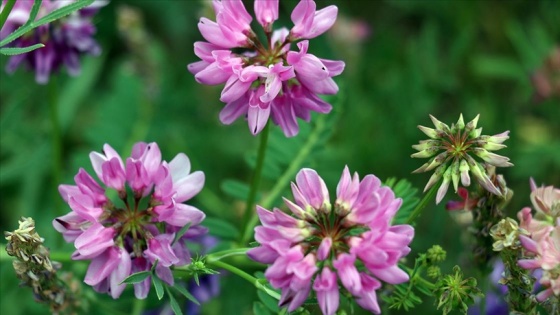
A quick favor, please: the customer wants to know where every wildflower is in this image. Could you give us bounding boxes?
[53,142,207,299]
[490,218,529,251]
[248,166,414,314]
[5,217,81,313]
[412,114,512,204]
[517,180,560,302]
[434,265,483,315]
[189,0,344,137]
[0,0,106,84]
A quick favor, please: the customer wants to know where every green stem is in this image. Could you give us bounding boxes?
[240,114,327,244]
[131,296,146,315]
[208,260,281,300]
[405,182,439,224]
[240,122,270,243]
[0,0,16,31]
[48,77,63,215]
[206,248,250,263]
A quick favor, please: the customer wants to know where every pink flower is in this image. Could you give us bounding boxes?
[248,166,414,314]
[517,180,560,301]
[53,142,207,299]
[290,0,338,40]
[189,0,344,137]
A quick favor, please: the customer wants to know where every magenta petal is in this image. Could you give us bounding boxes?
[109,248,131,299]
[173,171,205,202]
[369,265,409,284]
[254,0,279,27]
[220,93,250,124]
[247,104,271,135]
[307,5,338,39]
[162,203,206,227]
[84,247,121,286]
[73,223,115,260]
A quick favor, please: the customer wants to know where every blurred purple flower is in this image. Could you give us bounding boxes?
[53,142,207,299]
[0,0,106,84]
[189,0,344,137]
[248,166,414,314]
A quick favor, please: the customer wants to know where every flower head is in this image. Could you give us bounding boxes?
[0,0,106,84]
[248,166,414,314]
[53,142,207,299]
[412,114,512,204]
[517,180,560,301]
[189,0,344,137]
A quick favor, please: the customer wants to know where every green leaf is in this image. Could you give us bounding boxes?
[203,217,240,239]
[257,290,279,313]
[120,271,151,284]
[0,43,44,55]
[221,179,256,201]
[172,223,191,246]
[152,275,164,300]
[0,0,94,47]
[172,283,200,305]
[166,287,184,315]
[386,178,420,225]
[471,55,525,80]
[253,302,273,315]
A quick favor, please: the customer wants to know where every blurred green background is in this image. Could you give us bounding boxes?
[1,0,559,314]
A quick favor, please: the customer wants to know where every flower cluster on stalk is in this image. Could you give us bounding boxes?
[412,114,512,204]
[517,179,560,302]
[248,167,414,315]
[53,142,207,299]
[0,0,106,84]
[188,0,345,137]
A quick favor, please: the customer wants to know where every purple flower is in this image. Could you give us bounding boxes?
[248,166,414,314]
[53,142,207,299]
[0,0,106,84]
[189,0,345,137]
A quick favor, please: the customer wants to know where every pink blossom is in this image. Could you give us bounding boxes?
[290,0,338,40]
[189,0,344,137]
[248,167,414,314]
[254,0,279,30]
[53,142,207,299]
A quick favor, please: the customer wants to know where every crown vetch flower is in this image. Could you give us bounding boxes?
[412,114,513,204]
[248,166,414,314]
[53,142,207,299]
[517,180,560,301]
[189,0,344,137]
[0,0,106,84]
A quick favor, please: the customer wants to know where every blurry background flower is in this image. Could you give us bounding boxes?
[0,0,106,84]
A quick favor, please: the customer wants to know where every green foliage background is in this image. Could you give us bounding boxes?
[1,0,559,314]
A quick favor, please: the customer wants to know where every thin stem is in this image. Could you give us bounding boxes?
[240,123,270,243]
[48,77,63,215]
[0,0,16,31]
[206,248,250,263]
[405,182,439,225]
[208,260,281,300]
[241,114,327,244]
[131,296,146,315]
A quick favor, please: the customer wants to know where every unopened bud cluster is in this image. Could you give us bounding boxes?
[412,114,512,204]
[5,217,80,314]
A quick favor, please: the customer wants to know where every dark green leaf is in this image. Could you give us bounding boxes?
[257,290,279,312]
[203,217,240,239]
[152,275,164,300]
[172,223,191,245]
[173,283,200,305]
[166,287,184,315]
[253,302,273,315]
[221,179,256,201]
[120,271,151,284]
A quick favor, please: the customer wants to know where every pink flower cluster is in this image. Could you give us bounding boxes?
[517,179,560,301]
[248,167,414,314]
[53,142,207,299]
[188,0,345,137]
[1,0,106,84]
